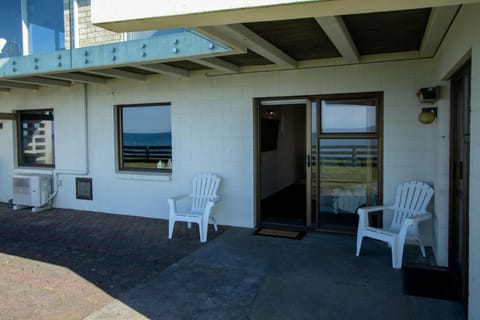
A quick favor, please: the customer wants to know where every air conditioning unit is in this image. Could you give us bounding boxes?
[13,174,52,210]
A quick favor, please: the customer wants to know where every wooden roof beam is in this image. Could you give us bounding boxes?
[0,80,39,90]
[420,5,460,57]
[44,73,107,84]
[190,57,240,73]
[226,24,297,68]
[86,68,146,81]
[7,77,71,88]
[135,63,189,78]
[200,24,297,68]
[315,16,360,64]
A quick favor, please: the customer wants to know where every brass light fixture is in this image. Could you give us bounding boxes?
[418,107,437,124]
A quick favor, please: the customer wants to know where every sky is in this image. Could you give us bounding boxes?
[321,103,376,133]
[123,106,171,134]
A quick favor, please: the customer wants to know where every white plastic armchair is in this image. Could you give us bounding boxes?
[168,173,221,243]
[356,181,434,269]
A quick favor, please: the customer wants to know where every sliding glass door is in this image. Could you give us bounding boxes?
[315,94,382,232]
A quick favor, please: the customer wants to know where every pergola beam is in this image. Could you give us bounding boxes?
[315,16,360,64]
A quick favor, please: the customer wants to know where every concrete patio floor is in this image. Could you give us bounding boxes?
[0,204,466,320]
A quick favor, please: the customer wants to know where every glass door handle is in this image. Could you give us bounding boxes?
[307,154,311,167]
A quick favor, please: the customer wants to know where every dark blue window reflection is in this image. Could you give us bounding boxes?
[27,0,65,54]
[0,1,23,57]
[0,0,64,57]
[119,105,173,171]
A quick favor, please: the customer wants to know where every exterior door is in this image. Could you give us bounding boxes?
[450,60,470,303]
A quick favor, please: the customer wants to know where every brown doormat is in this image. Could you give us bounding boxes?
[253,227,305,240]
[402,267,459,301]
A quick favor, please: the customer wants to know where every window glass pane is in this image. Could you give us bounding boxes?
[0,1,23,57]
[18,110,55,166]
[27,0,65,54]
[321,99,376,133]
[317,138,379,232]
[120,105,172,171]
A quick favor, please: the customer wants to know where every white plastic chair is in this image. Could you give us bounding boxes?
[168,173,221,243]
[355,181,434,269]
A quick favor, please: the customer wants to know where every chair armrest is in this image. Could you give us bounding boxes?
[399,212,433,241]
[357,205,393,228]
[208,196,221,203]
[168,194,190,215]
[203,196,221,216]
[168,194,189,201]
[357,205,393,215]
[405,212,432,224]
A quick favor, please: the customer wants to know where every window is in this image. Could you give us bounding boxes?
[17,109,55,167]
[0,0,65,57]
[117,104,172,172]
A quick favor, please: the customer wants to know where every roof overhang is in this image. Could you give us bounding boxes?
[0,29,234,89]
[91,0,477,32]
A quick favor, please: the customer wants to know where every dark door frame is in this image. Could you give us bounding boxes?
[449,59,471,304]
[254,97,309,228]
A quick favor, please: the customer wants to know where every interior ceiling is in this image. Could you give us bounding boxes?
[0,6,460,90]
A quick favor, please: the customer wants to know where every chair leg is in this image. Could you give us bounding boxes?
[210,216,218,232]
[391,239,403,269]
[356,233,364,256]
[198,222,205,243]
[187,222,192,229]
[168,219,175,239]
[416,238,427,257]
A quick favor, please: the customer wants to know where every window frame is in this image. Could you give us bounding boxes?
[315,91,383,231]
[116,103,173,174]
[16,108,55,168]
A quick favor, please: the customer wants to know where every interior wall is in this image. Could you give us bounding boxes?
[260,105,305,199]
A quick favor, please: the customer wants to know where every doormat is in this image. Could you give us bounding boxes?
[253,227,305,240]
[402,267,459,301]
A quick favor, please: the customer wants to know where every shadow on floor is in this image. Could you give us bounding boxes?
[0,203,224,298]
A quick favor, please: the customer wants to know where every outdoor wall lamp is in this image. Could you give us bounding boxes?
[418,107,437,124]
[416,86,440,124]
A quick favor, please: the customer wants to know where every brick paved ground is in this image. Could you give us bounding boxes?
[0,203,224,320]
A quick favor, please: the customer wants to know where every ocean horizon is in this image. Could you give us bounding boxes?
[123,132,172,146]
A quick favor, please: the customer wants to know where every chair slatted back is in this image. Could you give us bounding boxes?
[390,181,433,230]
[191,173,221,211]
